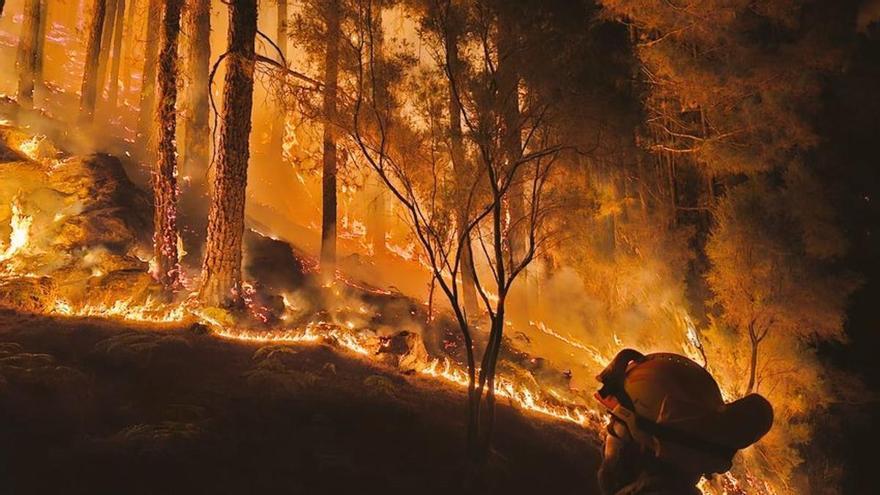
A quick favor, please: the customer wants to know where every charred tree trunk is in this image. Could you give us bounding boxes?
[444,14,478,318]
[136,0,161,150]
[320,0,341,284]
[33,0,48,93]
[184,0,211,185]
[106,0,126,110]
[16,0,42,110]
[270,0,288,163]
[0,1,5,19]
[199,0,258,307]
[95,0,119,104]
[152,0,183,290]
[79,0,107,122]
[119,0,137,96]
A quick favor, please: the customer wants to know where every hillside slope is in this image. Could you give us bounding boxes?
[0,311,601,495]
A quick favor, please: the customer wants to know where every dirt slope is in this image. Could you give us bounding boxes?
[0,311,600,495]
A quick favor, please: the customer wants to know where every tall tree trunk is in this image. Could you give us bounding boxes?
[152,0,183,290]
[0,0,5,19]
[199,0,258,307]
[746,321,760,393]
[95,0,119,104]
[445,14,478,317]
[270,0,288,163]
[106,0,126,110]
[183,0,211,184]
[320,0,340,284]
[497,18,527,321]
[33,0,48,94]
[136,0,161,150]
[119,0,137,97]
[16,0,42,110]
[79,0,107,122]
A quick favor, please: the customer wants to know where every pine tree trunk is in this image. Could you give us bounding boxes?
[445,17,478,317]
[33,0,47,94]
[16,0,42,110]
[199,0,258,307]
[79,0,107,122]
[320,0,341,284]
[270,0,288,162]
[106,0,126,110]
[136,0,161,150]
[152,0,182,290]
[119,0,137,97]
[183,0,211,184]
[95,0,119,105]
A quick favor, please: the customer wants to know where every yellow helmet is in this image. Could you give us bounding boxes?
[595,349,774,475]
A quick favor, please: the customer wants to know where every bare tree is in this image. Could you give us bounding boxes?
[80,0,108,122]
[153,0,183,290]
[199,0,258,307]
[349,0,564,468]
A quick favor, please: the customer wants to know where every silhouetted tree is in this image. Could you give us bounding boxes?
[320,0,341,283]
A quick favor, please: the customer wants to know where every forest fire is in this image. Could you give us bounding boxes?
[0,0,877,493]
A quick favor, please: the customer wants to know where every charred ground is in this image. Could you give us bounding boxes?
[0,311,599,495]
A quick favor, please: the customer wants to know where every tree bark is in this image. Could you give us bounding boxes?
[199,0,258,307]
[270,0,288,163]
[136,0,161,150]
[95,0,119,104]
[119,0,137,96]
[106,0,126,110]
[496,18,527,321]
[444,13,478,317]
[16,0,42,110]
[79,0,107,122]
[33,0,48,93]
[152,0,183,290]
[184,0,211,184]
[320,0,341,284]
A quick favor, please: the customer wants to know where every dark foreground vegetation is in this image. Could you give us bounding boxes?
[0,312,599,495]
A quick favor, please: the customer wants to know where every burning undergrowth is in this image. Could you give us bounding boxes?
[0,123,598,428]
[0,123,775,495]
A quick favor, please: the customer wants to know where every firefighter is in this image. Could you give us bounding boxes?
[594,349,774,495]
